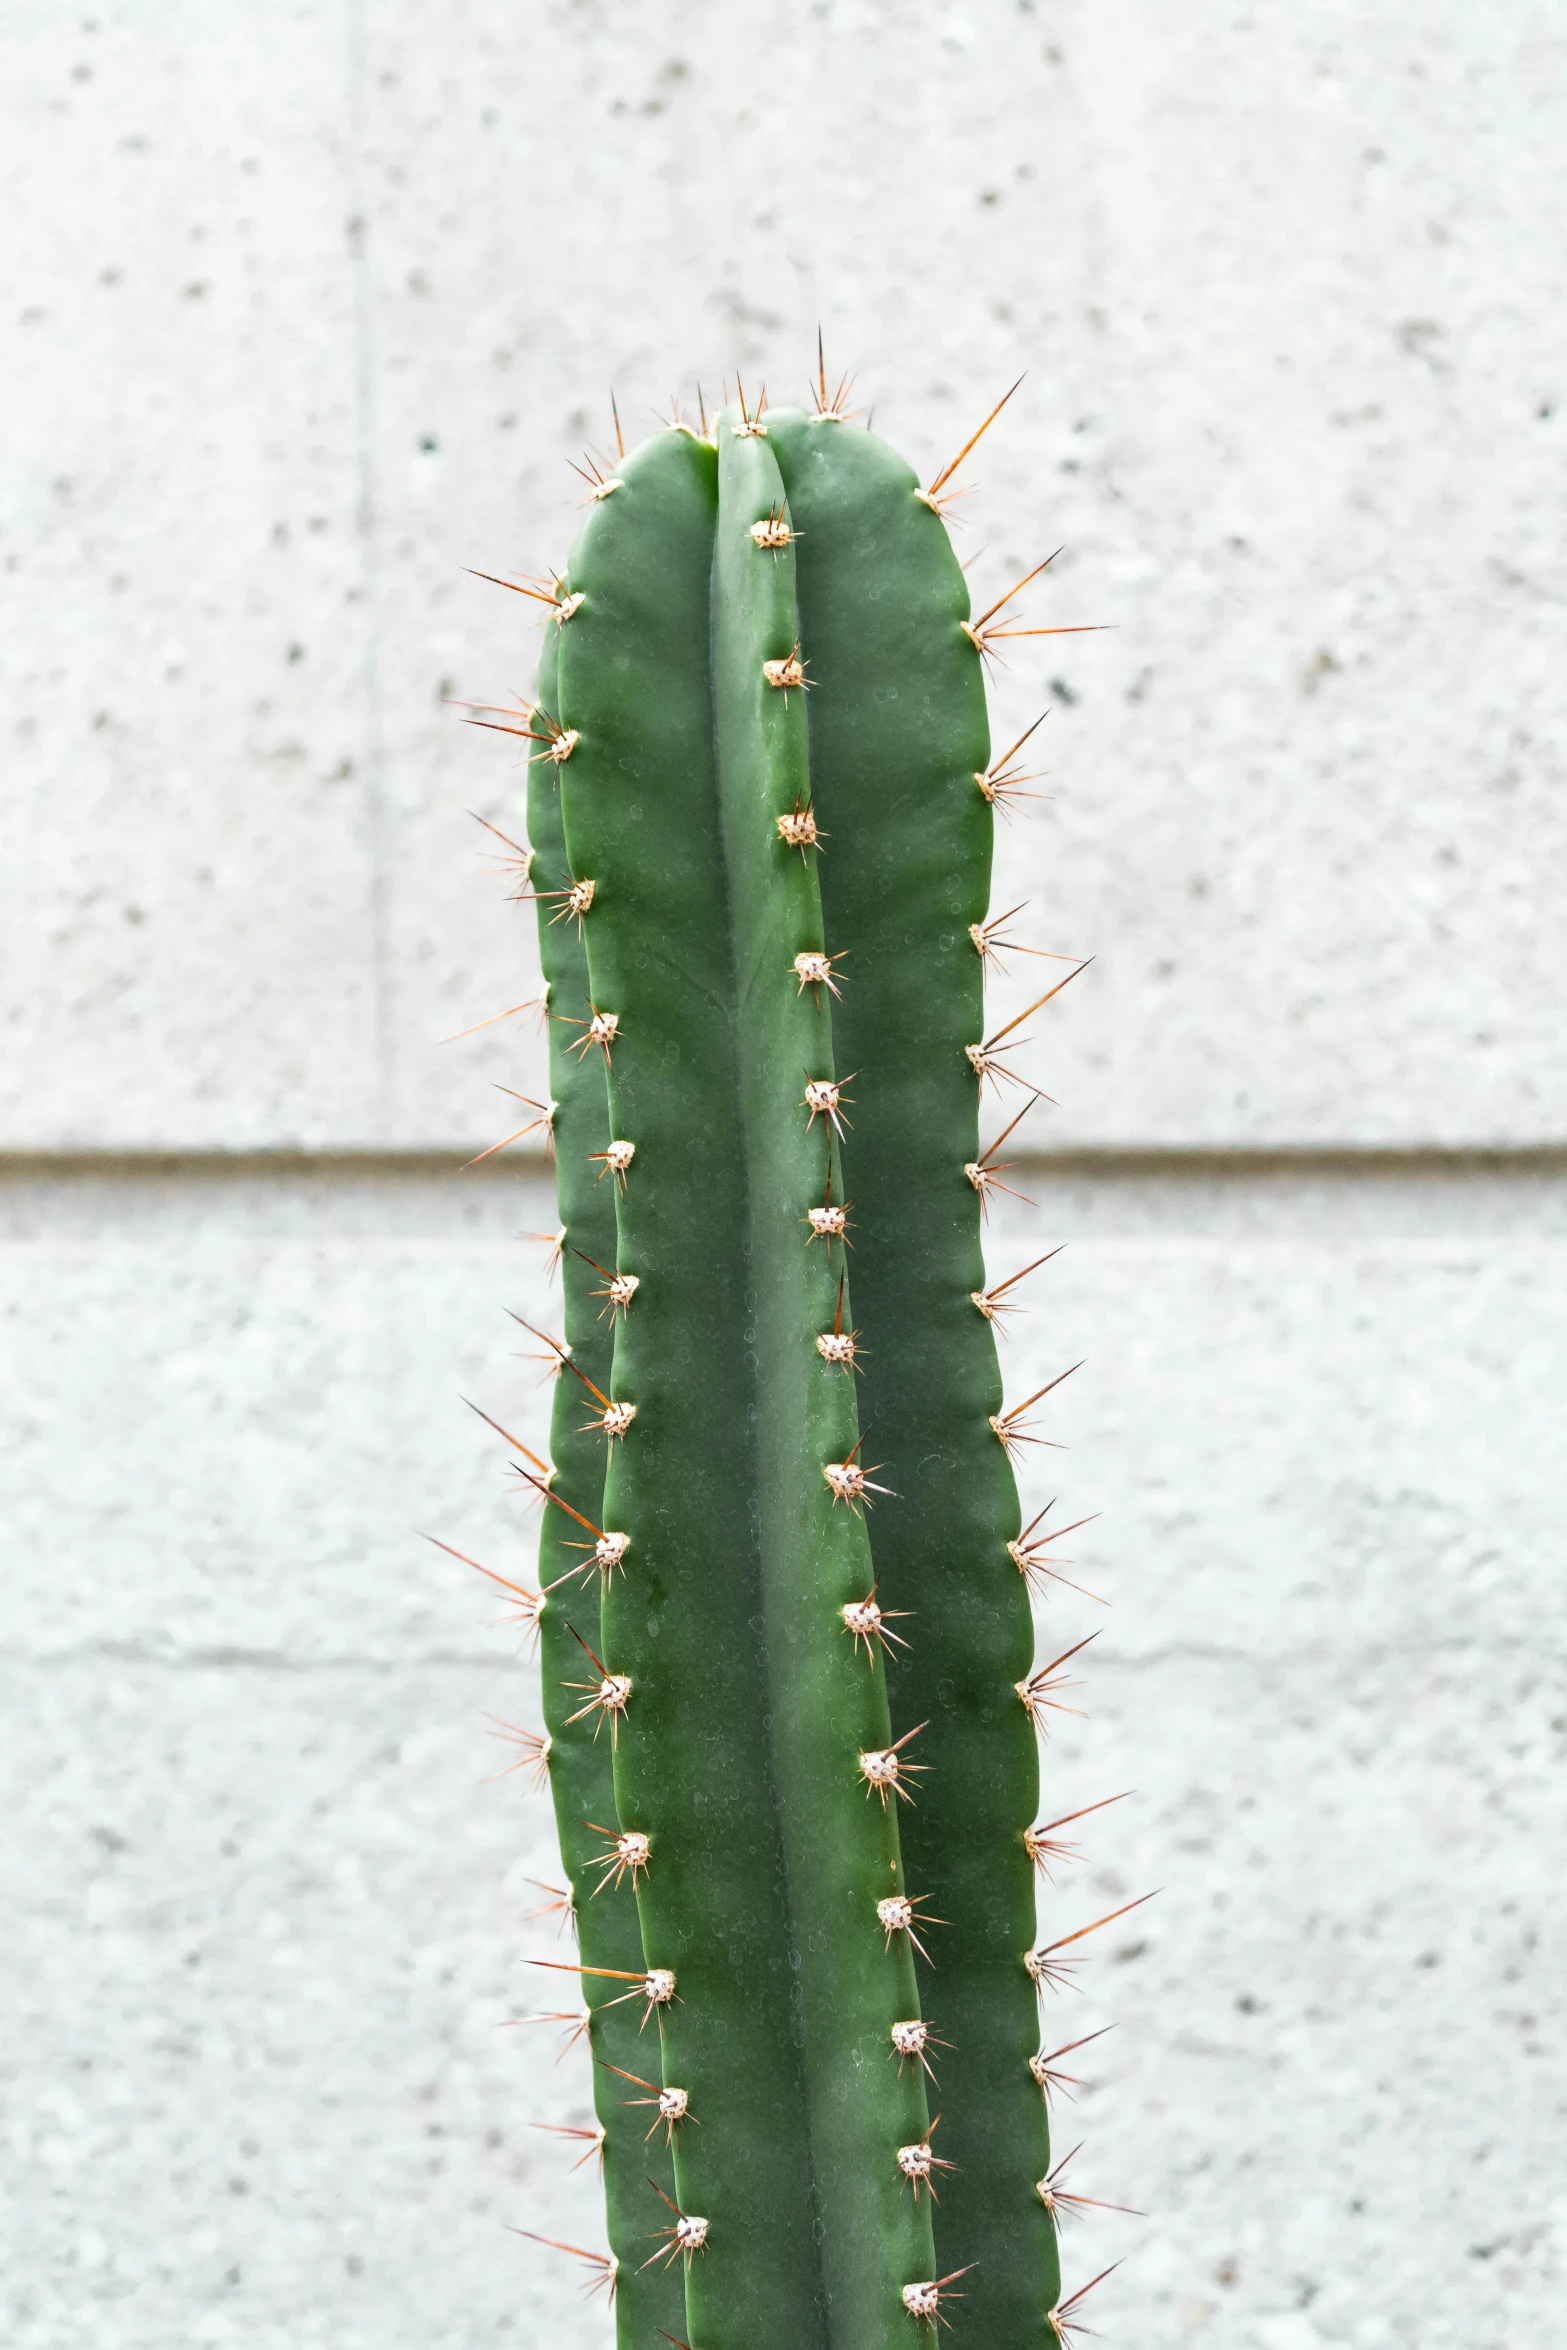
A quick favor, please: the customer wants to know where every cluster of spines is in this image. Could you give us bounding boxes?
[448,355,1142,2346]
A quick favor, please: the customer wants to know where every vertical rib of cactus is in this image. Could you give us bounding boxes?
[770,411,1059,2343]
[711,419,937,2349]
[527,623,685,2344]
[552,421,937,2350]
[553,428,826,2347]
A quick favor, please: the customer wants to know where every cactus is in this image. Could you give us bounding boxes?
[461,368,1131,2349]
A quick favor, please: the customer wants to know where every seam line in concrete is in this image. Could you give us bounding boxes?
[8,1636,1554,1674]
[2,1146,1566,1177]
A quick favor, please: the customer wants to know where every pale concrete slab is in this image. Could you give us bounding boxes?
[3,6,380,1150]
[2,1656,597,2350]
[6,4,1565,1149]
[3,1187,1562,2343]
[365,0,1567,1149]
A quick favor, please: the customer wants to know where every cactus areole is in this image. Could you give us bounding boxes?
[463,377,1130,2349]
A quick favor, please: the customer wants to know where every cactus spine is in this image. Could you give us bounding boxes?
[466,372,1123,2348]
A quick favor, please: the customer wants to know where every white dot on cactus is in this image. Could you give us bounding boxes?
[599,1402,636,1440]
[891,2020,928,2058]
[658,2086,689,2123]
[876,1880,937,1948]
[594,1531,630,1572]
[803,1075,853,1136]
[749,509,795,549]
[842,1597,882,1637]
[592,1139,636,1189]
[643,1967,676,2006]
[775,796,821,853]
[763,647,807,692]
[807,1204,846,1240]
[826,1452,893,1509]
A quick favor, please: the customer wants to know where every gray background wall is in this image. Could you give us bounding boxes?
[4,4,1563,2346]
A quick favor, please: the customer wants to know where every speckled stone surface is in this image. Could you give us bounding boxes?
[6,0,1565,1149]
[3,1186,1562,2347]
[5,3,1565,2345]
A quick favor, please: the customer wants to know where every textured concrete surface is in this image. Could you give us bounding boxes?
[5,3,1566,2347]
[6,1,1566,1148]
[3,1185,1564,2347]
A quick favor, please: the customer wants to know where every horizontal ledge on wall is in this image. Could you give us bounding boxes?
[2,1145,1566,1244]
[2,1143,1567,1177]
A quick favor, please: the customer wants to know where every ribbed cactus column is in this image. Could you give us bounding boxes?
[550,419,938,2347]
[521,623,687,2345]
[767,410,1059,2343]
[465,373,1124,2350]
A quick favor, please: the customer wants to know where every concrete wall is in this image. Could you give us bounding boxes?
[4,4,1563,2346]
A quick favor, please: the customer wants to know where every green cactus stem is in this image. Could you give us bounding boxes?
[764,410,1061,2342]
[553,416,938,2349]
[510,617,688,2343]
[461,368,1126,2350]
